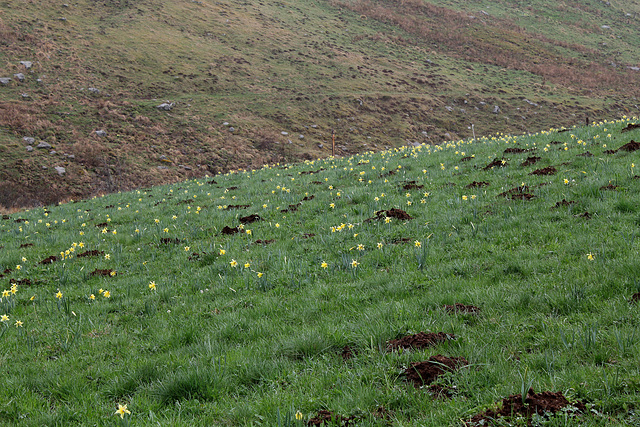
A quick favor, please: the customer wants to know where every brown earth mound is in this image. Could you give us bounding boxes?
[600,183,618,190]
[466,181,489,188]
[444,303,480,314]
[365,208,413,222]
[254,239,275,245]
[281,203,301,213]
[404,355,468,387]
[484,158,508,170]
[530,166,557,175]
[19,243,34,248]
[622,123,640,132]
[631,292,640,303]
[402,181,424,190]
[503,147,528,154]
[388,332,455,351]
[578,151,593,157]
[39,255,58,264]
[618,140,640,152]
[499,186,535,200]
[468,388,585,425]
[239,214,262,224]
[551,199,576,209]
[77,250,105,258]
[160,238,181,245]
[221,225,240,235]
[225,204,250,210]
[341,345,355,361]
[90,269,116,277]
[575,211,592,220]
[521,156,541,166]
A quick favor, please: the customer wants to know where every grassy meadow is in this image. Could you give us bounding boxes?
[1,118,640,425]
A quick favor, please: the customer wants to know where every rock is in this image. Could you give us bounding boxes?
[524,99,538,107]
[0,78,11,85]
[628,66,640,71]
[157,102,174,111]
[223,122,230,126]
[493,105,500,114]
[36,142,52,149]
[26,146,34,152]
[298,134,304,139]
[179,165,192,170]
[88,87,100,93]
[20,61,32,69]
[95,130,107,137]
[228,127,235,132]
[54,166,66,176]
[281,131,288,136]
[311,124,318,128]
[23,137,35,144]
[157,166,168,170]
[14,73,25,82]
[445,106,453,112]
[318,143,324,148]
[50,150,56,155]
[21,93,30,99]
[601,25,611,29]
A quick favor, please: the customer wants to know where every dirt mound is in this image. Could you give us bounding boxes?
[503,147,528,154]
[402,181,424,190]
[600,183,618,190]
[551,199,576,209]
[225,204,250,210]
[19,243,34,248]
[618,140,640,152]
[365,208,413,222]
[444,303,480,314]
[341,345,355,360]
[77,250,105,258]
[308,410,357,426]
[621,123,640,132]
[521,156,541,166]
[499,186,535,200]
[404,355,468,387]
[578,151,593,157]
[221,225,240,235]
[39,255,58,264]
[90,269,116,277]
[388,332,455,351]
[160,238,181,245]
[281,203,301,213]
[466,181,489,188]
[484,158,508,170]
[468,388,585,425]
[575,211,592,220]
[530,166,557,175]
[239,214,262,224]
[631,292,640,303]
[254,239,275,245]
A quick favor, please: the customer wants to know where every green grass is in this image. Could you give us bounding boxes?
[1,117,639,425]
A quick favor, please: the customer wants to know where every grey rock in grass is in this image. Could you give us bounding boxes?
[179,165,192,170]
[23,137,35,144]
[36,142,52,149]
[95,130,107,137]
[157,102,174,111]
[318,143,324,148]
[50,150,57,155]
[14,73,25,82]
[281,131,288,136]
[88,87,100,93]
[298,134,304,139]
[228,127,235,132]
[20,61,33,69]
[628,66,640,71]
[54,166,66,176]
[21,93,30,99]
[223,122,230,126]
[0,78,11,85]
[157,166,168,170]
[26,145,34,152]
[601,25,611,29]
[493,105,500,114]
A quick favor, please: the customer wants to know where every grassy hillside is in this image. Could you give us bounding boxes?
[1,117,639,425]
[0,0,639,208]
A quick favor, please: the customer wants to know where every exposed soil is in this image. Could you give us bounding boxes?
[466,181,489,188]
[311,181,323,185]
[300,168,324,175]
[39,255,58,264]
[402,181,424,190]
[484,158,508,170]
[575,211,592,220]
[404,355,468,388]
[618,140,640,152]
[341,345,355,361]
[160,238,181,245]
[302,233,316,238]
[578,151,593,157]
[77,250,105,258]
[444,303,480,314]
[503,147,529,154]
[281,203,301,213]
[225,204,250,210]
[308,410,357,426]
[603,149,617,154]
[551,199,576,209]
[90,269,116,277]
[221,225,240,235]
[254,239,275,245]
[460,156,474,162]
[622,123,640,132]
[499,186,535,200]
[521,156,541,166]
[95,222,108,227]
[600,183,618,190]
[302,195,315,201]
[239,214,262,224]
[13,218,27,223]
[631,292,640,303]
[364,208,413,222]
[387,332,455,351]
[550,140,563,145]
[390,237,412,244]
[226,186,239,191]
[468,388,586,426]
[530,166,557,175]
[9,278,41,286]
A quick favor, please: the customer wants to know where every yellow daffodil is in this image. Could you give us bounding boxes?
[115,403,131,419]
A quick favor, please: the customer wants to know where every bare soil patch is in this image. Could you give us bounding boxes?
[484,158,508,170]
[521,156,541,166]
[466,181,489,188]
[551,199,576,209]
[308,410,357,426]
[364,208,412,222]
[90,269,116,277]
[404,355,468,388]
[468,388,585,426]
[77,250,105,258]
[621,123,640,132]
[39,255,58,264]
[499,186,535,200]
[388,332,455,351]
[221,225,240,235]
[444,303,480,314]
[239,214,262,224]
[618,140,640,152]
[530,166,557,175]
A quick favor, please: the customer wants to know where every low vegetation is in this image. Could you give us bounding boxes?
[1,117,639,425]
